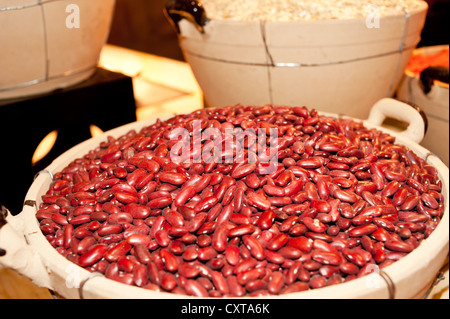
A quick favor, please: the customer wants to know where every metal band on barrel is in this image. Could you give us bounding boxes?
[378,269,396,299]
[78,272,105,299]
[34,169,54,181]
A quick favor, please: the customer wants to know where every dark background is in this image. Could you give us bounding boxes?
[107,0,449,62]
[107,0,184,61]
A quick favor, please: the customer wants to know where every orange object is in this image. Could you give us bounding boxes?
[407,48,449,76]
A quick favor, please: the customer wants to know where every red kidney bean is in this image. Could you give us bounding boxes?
[303,217,327,233]
[421,193,439,210]
[233,258,257,275]
[401,195,420,211]
[126,233,151,246]
[311,250,342,266]
[310,200,331,213]
[114,192,139,205]
[69,214,91,226]
[196,221,216,235]
[104,241,132,262]
[168,239,186,255]
[224,245,240,266]
[384,240,414,253]
[173,186,196,208]
[132,264,148,287]
[339,262,359,275]
[267,271,285,295]
[257,210,275,230]
[107,213,133,225]
[73,205,94,216]
[230,213,251,225]
[266,233,289,251]
[231,163,256,179]
[211,271,229,295]
[155,229,170,247]
[184,279,209,297]
[183,245,198,261]
[265,249,285,264]
[160,249,178,272]
[97,224,123,237]
[385,170,407,182]
[148,196,173,209]
[51,213,69,226]
[211,223,230,252]
[284,180,304,197]
[194,196,219,213]
[237,268,263,286]
[133,244,152,264]
[246,192,271,211]
[163,209,185,227]
[78,244,107,267]
[263,184,285,197]
[123,203,151,219]
[75,236,97,255]
[159,172,188,185]
[228,224,255,237]
[178,262,200,278]
[160,272,177,291]
[281,281,309,294]
[227,275,246,297]
[348,224,378,237]
[342,248,367,267]
[371,227,391,242]
[185,212,207,233]
[146,262,161,286]
[197,246,218,261]
[287,237,313,253]
[333,189,359,203]
[242,235,265,260]
[278,246,302,259]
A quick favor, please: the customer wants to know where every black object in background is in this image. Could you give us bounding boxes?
[0,68,136,215]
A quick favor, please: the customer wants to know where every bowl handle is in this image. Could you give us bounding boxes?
[367,98,429,144]
[0,203,51,289]
[164,0,209,34]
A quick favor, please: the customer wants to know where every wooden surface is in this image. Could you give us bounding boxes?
[0,268,53,299]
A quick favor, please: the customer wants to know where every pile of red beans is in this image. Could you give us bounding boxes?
[36,105,445,297]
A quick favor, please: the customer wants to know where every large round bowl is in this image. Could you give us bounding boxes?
[165,0,428,120]
[0,98,448,299]
[0,0,116,100]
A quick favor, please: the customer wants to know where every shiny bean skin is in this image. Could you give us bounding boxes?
[37,104,444,298]
[104,241,132,262]
[184,279,209,297]
[78,244,107,267]
[211,271,229,295]
[242,235,265,260]
[257,210,276,230]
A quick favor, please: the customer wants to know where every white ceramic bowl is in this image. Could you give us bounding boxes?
[167,1,428,120]
[0,0,116,100]
[1,99,448,299]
